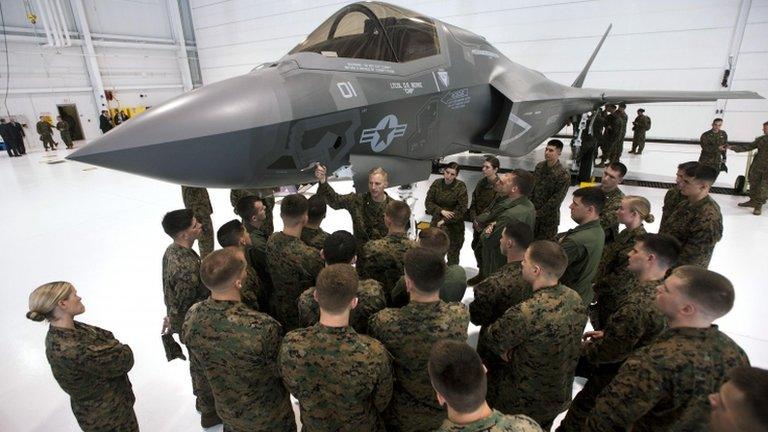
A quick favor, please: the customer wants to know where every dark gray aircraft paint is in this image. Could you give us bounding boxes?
[69,2,763,189]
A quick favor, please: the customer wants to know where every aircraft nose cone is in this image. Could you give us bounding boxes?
[69,68,287,187]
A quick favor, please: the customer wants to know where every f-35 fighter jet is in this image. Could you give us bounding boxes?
[69,2,762,189]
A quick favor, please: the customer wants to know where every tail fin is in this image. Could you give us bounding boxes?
[571,24,612,88]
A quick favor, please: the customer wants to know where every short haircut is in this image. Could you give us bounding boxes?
[727,366,768,430]
[217,219,246,248]
[638,108,645,113]
[763,120,768,127]
[428,340,487,413]
[315,264,359,314]
[386,200,411,229]
[200,247,246,290]
[444,161,460,174]
[672,266,734,319]
[418,227,450,257]
[692,164,718,184]
[501,220,534,251]
[369,166,389,180]
[404,247,446,293]
[677,161,699,174]
[677,161,699,177]
[322,230,358,264]
[634,233,681,268]
[608,161,628,178]
[618,103,626,108]
[236,195,262,220]
[307,195,327,224]
[162,209,194,238]
[280,194,308,223]
[547,139,564,151]
[511,169,534,197]
[527,240,568,278]
[483,155,500,169]
[713,118,723,123]
[573,186,606,214]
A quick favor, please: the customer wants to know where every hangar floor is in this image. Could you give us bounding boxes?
[1,140,765,431]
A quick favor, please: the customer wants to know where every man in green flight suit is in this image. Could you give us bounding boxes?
[555,187,606,305]
[480,170,536,278]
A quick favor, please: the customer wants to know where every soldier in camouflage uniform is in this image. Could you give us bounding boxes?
[181,186,214,258]
[36,115,58,150]
[425,162,469,265]
[699,118,728,171]
[27,282,139,432]
[236,195,273,312]
[315,164,397,246]
[556,187,606,305]
[479,171,536,280]
[468,155,501,281]
[368,247,469,431]
[56,116,73,148]
[583,266,750,431]
[730,121,768,215]
[160,209,219,427]
[298,230,386,334]
[389,227,467,306]
[301,194,331,250]
[598,162,626,244]
[182,248,295,432]
[595,105,618,167]
[470,220,533,333]
[629,108,651,154]
[266,194,324,331]
[231,188,275,237]
[429,340,543,432]
[556,234,679,431]
[358,200,417,303]
[659,165,723,268]
[591,196,653,328]
[217,220,263,311]
[708,366,768,432]
[606,103,628,163]
[279,264,393,432]
[479,241,587,429]
[660,161,699,231]
[531,140,571,240]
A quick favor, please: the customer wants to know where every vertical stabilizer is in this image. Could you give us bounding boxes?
[572,24,612,88]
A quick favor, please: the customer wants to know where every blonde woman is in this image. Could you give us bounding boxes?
[27,282,138,431]
[591,196,654,328]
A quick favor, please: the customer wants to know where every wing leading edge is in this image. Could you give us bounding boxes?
[581,89,764,106]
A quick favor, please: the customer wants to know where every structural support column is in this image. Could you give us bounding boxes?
[166,0,193,92]
[716,0,751,115]
[70,0,107,115]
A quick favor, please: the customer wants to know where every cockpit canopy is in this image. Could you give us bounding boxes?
[289,2,440,63]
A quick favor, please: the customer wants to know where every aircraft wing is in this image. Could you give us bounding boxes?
[588,89,764,105]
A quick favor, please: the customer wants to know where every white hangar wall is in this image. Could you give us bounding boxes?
[190,0,768,142]
[0,0,198,147]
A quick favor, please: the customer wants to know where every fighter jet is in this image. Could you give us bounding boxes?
[69,1,762,189]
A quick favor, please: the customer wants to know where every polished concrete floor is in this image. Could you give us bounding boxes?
[1,140,765,431]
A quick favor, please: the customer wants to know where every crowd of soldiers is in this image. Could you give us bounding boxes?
[25,122,768,431]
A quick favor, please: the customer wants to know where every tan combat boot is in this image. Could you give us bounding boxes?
[754,206,762,216]
[738,200,755,207]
